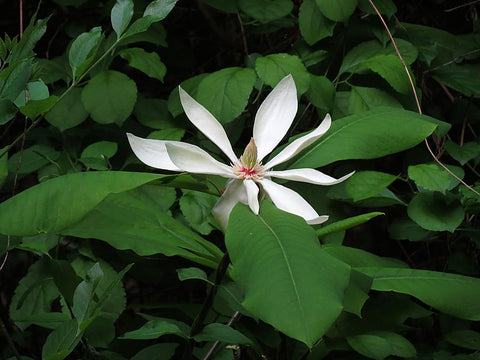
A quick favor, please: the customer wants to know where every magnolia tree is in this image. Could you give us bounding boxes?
[0,0,479,359]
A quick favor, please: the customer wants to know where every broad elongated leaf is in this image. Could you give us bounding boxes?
[81,70,137,124]
[9,16,48,63]
[121,318,188,339]
[226,202,350,347]
[357,267,480,320]
[196,67,256,124]
[288,108,442,169]
[316,212,384,238]
[63,186,223,268]
[0,171,163,235]
[345,171,398,202]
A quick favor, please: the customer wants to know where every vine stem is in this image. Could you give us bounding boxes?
[182,252,231,360]
[368,0,480,197]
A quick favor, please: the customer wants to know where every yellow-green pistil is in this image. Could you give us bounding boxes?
[231,138,266,180]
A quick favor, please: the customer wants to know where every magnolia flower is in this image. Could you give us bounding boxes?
[127,75,353,230]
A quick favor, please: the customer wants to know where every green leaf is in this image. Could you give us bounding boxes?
[256,54,311,95]
[445,330,480,351]
[48,259,82,306]
[68,27,103,79]
[363,55,412,94]
[9,258,63,330]
[81,70,137,125]
[72,263,104,328]
[177,267,213,284]
[80,141,118,170]
[340,39,418,74]
[62,185,223,268]
[357,0,397,17]
[195,67,256,124]
[349,86,402,113]
[194,323,254,345]
[407,192,465,232]
[111,0,134,39]
[20,95,58,119]
[347,331,416,360]
[315,0,357,22]
[42,319,81,360]
[121,318,188,339]
[445,140,480,165]
[14,80,50,107]
[388,218,431,242]
[432,64,480,98]
[131,343,178,360]
[357,267,480,320]
[45,88,89,131]
[324,245,408,268]
[147,128,185,141]
[289,108,440,168]
[143,0,179,20]
[0,171,163,236]
[0,59,32,101]
[118,47,166,82]
[9,16,48,63]
[342,269,372,316]
[0,99,17,125]
[299,0,335,45]
[8,144,60,174]
[316,212,384,238]
[306,75,335,110]
[134,95,175,129]
[180,189,217,235]
[345,171,398,202]
[238,0,293,23]
[408,163,464,193]
[226,202,350,347]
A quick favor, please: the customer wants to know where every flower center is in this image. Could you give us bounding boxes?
[231,138,265,180]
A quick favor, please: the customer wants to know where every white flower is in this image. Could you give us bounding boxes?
[127,75,353,230]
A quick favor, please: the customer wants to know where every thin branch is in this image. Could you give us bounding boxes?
[368,0,480,196]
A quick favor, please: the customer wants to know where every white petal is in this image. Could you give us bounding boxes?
[259,178,329,225]
[266,168,355,185]
[127,133,181,171]
[264,114,332,169]
[212,179,248,231]
[253,75,298,162]
[165,142,234,178]
[179,87,238,164]
[244,179,260,214]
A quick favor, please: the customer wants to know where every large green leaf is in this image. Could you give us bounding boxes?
[357,267,480,320]
[226,202,350,347]
[195,67,256,124]
[63,186,223,268]
[0,171,163,236]
[81,70,137,125]
[347,331,416,360]
[288,108,441,169]
[432,64,480,98]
